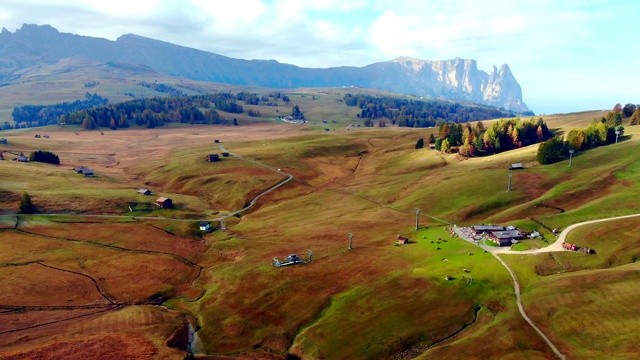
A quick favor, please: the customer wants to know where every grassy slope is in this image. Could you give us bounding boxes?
[0,217,206,359]
[2,92,640,359]
[0,57,255,122]
[503,217,640,359]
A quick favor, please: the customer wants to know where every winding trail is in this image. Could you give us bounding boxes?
[491,252,566,360]
[452,213,640,360]
[0,143,294,224]
[218,145,293,218]
[474,213,640,255]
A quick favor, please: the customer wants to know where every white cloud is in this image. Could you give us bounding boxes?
[0,0,637,112]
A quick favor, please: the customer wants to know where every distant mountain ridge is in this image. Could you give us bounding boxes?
[0,24,530,112]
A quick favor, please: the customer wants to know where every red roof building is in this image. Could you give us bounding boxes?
[156,197,173,208]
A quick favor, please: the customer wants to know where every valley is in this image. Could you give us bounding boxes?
[1,102,640,359]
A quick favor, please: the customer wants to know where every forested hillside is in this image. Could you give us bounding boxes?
[344,94,522,127]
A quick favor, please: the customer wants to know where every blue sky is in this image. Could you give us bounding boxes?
[0,0,638,114]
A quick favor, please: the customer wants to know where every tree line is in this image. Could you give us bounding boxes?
[29,150,60,165]
[537,107,626,165]
[64,93,249,130]
[429,117,552,156]
[12,93,108,126]
[136,81,185,96]
[343,94,519,127]
[9,90,293,131]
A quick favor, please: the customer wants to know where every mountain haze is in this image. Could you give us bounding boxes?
[0,24,529,112]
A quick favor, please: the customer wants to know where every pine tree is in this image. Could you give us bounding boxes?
[20,193,35,214]
[441,138,451,153]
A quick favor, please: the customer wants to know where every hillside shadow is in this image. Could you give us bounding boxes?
[550,127,564,137]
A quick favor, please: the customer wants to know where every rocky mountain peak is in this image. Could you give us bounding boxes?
[0,24,531,113]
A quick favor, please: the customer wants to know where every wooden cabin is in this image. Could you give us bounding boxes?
[397,234,409,245]
[156,197,173,208]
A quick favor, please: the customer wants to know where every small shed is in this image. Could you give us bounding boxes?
[199,222,210,231]
[207,154,220,162]
[74,166,89,174]
[0,153,4,160]
[0,138,7,144]
[214,139,220,143]
[83,169,94,177]
[34,134,41,138]
[509,163,524,170]
[14,155,28,162]
[221,152,230,157]
[397,235,409,245]
[156,197,173,208]
[137,189,152,196]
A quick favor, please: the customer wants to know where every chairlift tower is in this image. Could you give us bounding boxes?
[348,233,353,250]
[220,219,226,231]
[307,250,313,262]
[415,208,421,230]
[507,173,513,191]
[569,149,574,166]
[615,130,621,144]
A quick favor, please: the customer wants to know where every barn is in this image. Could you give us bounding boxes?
[207,154,220,162]
[137,189,152,195]
[156,197,173,208]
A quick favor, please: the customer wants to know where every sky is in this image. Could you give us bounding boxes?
[0,0,638,114]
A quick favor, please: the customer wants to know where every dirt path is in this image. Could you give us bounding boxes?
[452,213,640,360]
[484,213,640,255]
[490,253,566,360]
[217,144,293,218]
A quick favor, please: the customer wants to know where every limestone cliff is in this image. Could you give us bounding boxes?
[362,57,529,112]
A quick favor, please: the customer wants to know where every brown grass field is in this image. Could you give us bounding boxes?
[0,94,639,359]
